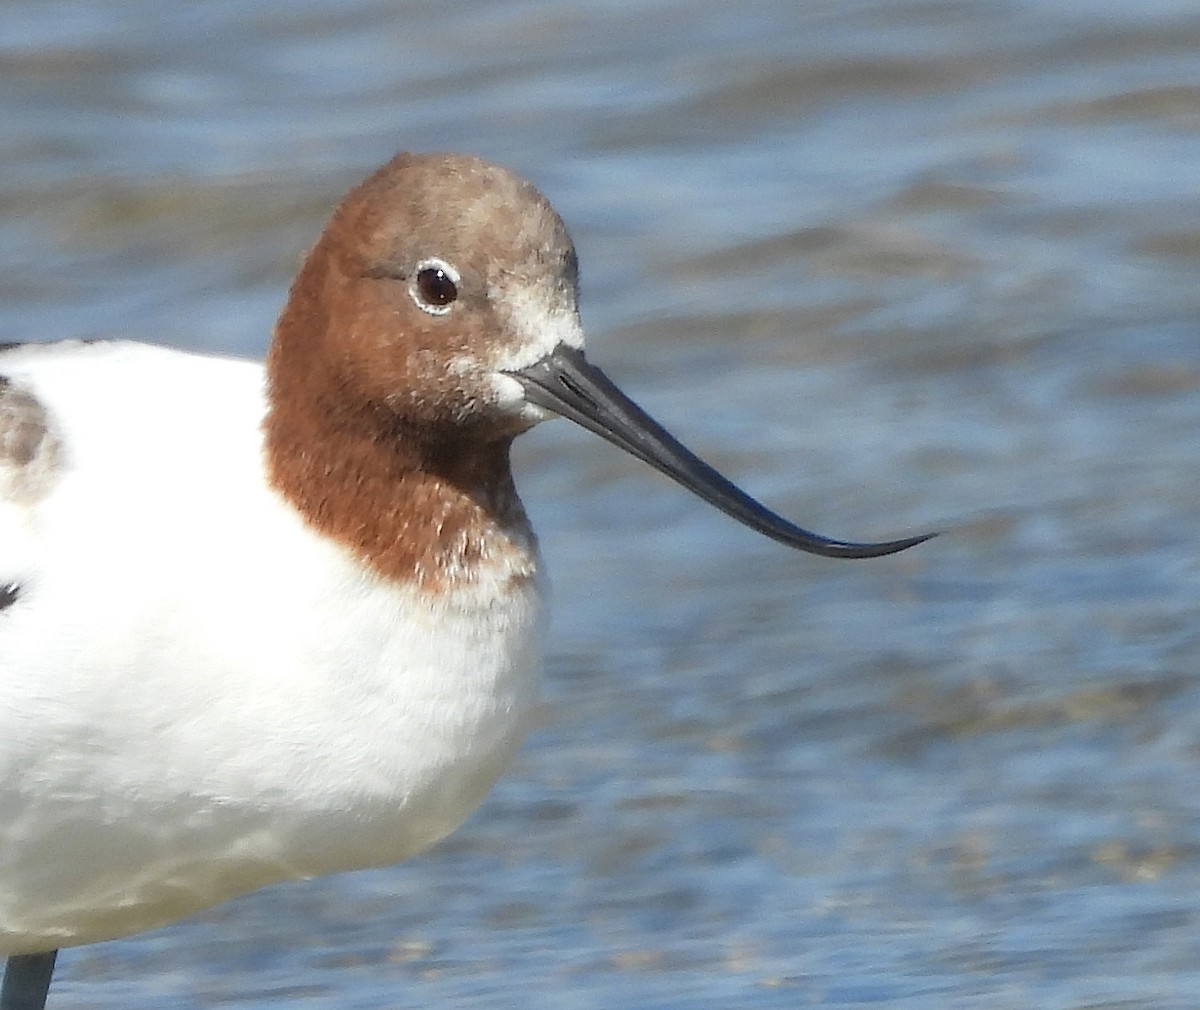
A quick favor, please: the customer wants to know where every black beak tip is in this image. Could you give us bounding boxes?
[838,528,940,559]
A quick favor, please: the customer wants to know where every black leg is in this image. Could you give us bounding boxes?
[0,952,58,1010]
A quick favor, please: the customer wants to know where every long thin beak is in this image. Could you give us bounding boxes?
[505,345,934,559]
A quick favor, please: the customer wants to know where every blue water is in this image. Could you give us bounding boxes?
[4,1,1200,1006]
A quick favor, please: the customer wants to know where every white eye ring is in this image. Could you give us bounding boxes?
[408,257,461,316]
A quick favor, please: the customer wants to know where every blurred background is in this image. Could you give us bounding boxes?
[3,1,1200,1007]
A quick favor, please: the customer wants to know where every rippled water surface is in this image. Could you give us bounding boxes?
[4,1,1200,1007]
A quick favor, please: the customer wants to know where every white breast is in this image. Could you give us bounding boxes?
[0,342,543,953]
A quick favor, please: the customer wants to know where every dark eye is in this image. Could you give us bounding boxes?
[411,259,459,314]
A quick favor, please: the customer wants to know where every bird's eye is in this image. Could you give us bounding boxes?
[410,259,459,314]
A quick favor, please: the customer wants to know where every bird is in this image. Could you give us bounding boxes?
[0,152,931,1009]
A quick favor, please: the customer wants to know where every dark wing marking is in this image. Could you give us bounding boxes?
[0,376,52,465]
[0,374,62,504]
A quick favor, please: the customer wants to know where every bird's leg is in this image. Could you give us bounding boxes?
[0,952,58,1010]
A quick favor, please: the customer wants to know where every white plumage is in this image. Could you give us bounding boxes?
[0,341,540,953]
